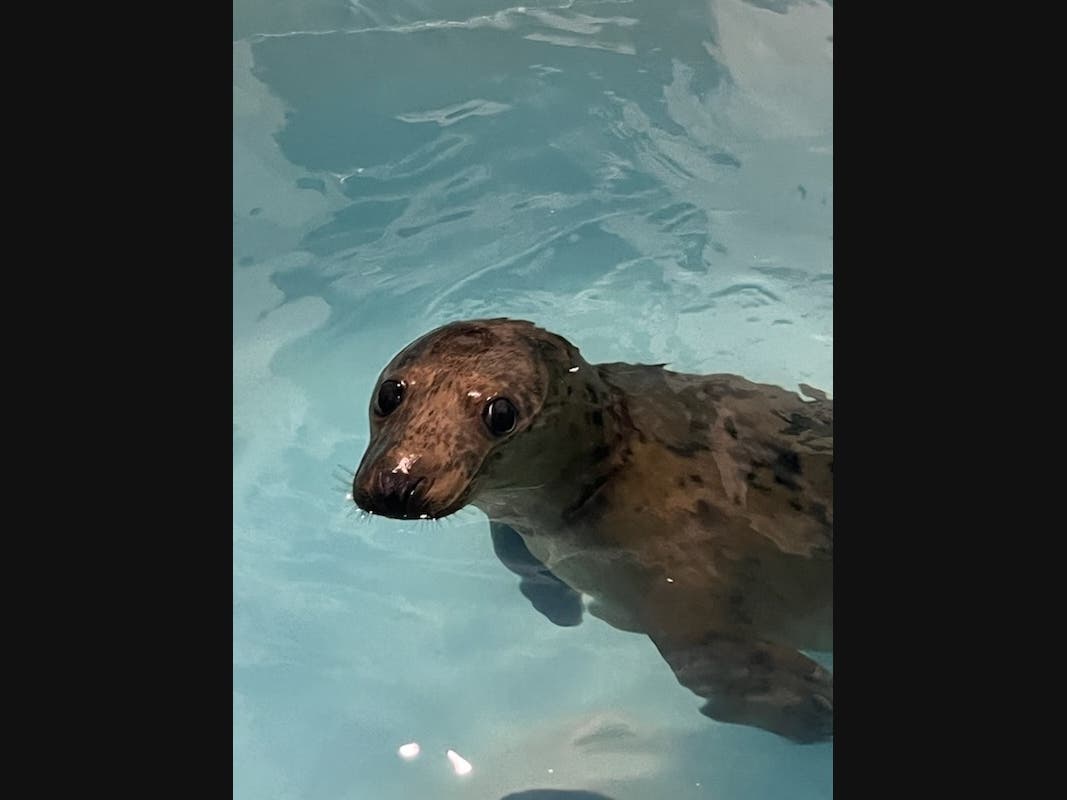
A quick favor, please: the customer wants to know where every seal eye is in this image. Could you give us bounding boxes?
[375,380,404,416]
[484,397,517,436]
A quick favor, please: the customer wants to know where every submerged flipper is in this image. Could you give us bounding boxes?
[490,522,583,627]
[650,630,833,743]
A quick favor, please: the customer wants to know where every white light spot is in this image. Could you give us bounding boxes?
[392,454,419,474]
[666,577,674,583]
[568,366,580,372]
[345,492,353,501]
[398,742,420,759]
[356,167,364,173]
[547,768,554,774]
[467,390,483,399]
[419,514,429,520]
[446,749,473,776]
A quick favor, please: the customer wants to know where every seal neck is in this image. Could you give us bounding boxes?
[474,366,635,531]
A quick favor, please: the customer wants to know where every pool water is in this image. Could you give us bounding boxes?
[233,1,833,798]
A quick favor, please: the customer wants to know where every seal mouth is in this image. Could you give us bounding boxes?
[350,472,426,519]
[352,475,473,521]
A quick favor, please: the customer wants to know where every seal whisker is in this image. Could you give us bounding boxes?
[347,506,373,524]
[449,506,483,524]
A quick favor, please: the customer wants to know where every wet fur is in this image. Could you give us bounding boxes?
[353,319,833,743]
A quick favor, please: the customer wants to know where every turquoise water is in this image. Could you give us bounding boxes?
[233,1,833,798]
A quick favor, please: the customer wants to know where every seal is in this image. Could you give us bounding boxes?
[352,318,833,743]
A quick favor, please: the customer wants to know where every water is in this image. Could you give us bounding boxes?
[233,1,833,798]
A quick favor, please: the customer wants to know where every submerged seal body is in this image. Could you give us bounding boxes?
[352,318,833,743]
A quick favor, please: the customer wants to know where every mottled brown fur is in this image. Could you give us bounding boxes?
[353,318,833,743]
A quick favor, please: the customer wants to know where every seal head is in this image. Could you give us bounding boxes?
[352,319,615,520]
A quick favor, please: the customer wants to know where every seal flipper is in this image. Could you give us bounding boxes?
[490,522,583,627]
[650,631,832,744]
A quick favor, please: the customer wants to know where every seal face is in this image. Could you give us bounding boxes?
[352,318,612,520]
[352,318,834,743]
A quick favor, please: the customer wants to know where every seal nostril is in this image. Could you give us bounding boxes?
[405,476,425,504]
[375,472,427,519]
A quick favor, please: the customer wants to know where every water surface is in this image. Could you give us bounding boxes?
[234,2,833,797]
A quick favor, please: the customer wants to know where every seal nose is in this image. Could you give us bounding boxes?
[373,472,428,519]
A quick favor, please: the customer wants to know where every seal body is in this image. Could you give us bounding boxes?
[352,318,833,743]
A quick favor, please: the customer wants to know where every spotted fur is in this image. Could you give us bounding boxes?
[352,318,833,743]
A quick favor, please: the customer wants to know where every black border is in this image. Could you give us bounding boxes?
[30,0,982,794]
